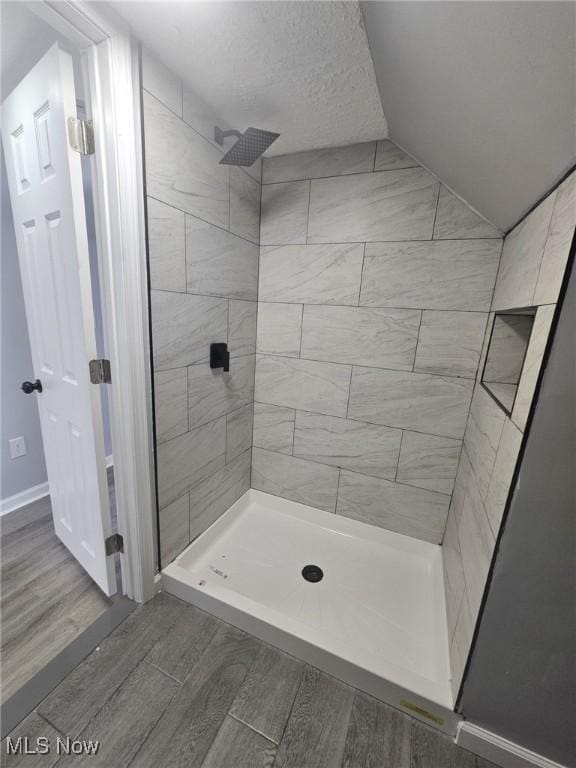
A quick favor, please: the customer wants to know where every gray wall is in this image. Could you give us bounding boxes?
[443,171,575,696]
[1,146,47,498]
[362,1,576,231]
[460,256,575,767]
[142,51,260,567]
[252,141,501,543]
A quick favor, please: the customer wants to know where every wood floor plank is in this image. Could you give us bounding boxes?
[274,666,354,768]
[411,721,476,768]
[230,644,304,744]
[54,662,178,767]
[130,624,260,768]
[1,477,118,702]
[2,711,61,768]
[38,593,183,737]
[341,692,411,768]
[201,716,276,768]
[145,603,221,682]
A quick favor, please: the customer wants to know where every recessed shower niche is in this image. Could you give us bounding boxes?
[481,309,536,414]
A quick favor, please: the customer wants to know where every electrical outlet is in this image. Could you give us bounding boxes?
[9,436,27,459]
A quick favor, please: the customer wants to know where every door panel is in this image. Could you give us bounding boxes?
[1,43,116,595]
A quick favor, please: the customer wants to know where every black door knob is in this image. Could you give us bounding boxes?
[21,379,43,394]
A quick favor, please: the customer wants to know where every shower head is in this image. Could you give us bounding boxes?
[215,126,280,167]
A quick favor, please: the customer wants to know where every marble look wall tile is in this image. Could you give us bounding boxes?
[189,451,251,541]
[484,383,517,412]
[143,92,229,228]
[433,187,501,240]
[151,290,227,370]
[182,83,224,148]
[483,314,533,384]
[252,448,339,512]
[396,431,461,495]
[301,306,420,370]
[373,140,419,172]
[308,168,439,243]
[186,217,258,301]
[414,311,487,378]
[255,355,351,417]
[361,240,501,311]
[154,368,188,444]
[336,470,449,543]
[157,418,226,508]
[159,493,189,566]
[188,356,255,429]
[256,302,302,358]
[450,592,474,697]
[263,142,376,183]
[512,304,555,432]
[147,197,186,293]
[442,509,466,642]
[492,191,556,311]
[230,168,261,244]
[226,404,253,463]
[142,49,182,117]
[534,172,575,304]
[485,419,522,537]
[259,243,364,305]
[464,385,506,501]
[348,367,473,439]
[252,402,295,454]
[260,181,310,245]
[451,449,473,527]
[229,300,257,357]
[457,468,495,616]
[293,412,401,480]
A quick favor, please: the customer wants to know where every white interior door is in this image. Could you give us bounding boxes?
[1,43,117,595]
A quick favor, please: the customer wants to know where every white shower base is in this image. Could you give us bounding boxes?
[163,489,457,732]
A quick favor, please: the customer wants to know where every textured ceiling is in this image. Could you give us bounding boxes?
[363,2,576,231]
[113,1,388,156]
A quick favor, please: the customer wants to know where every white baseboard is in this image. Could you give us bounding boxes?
[456,722,568,768]
[0,481,49,516]
[1,455,113,516]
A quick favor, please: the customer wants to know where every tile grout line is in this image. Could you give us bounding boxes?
[430,180,442,240]
[253,399,465,443]
[144,659,184,686]
[298,304,305,358]
[304,179,312,244]
[357,243,367,306]
[412,309,424,372]
[255,446,452,500]
[255,350,478,382]
[228,713,279,747]
[394,430,404,483]
[147,193,260,248]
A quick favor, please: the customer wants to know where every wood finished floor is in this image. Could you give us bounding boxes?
[0,471,117,703]
[3,592,496,768]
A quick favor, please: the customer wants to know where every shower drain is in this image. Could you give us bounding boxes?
[302,564,324,583]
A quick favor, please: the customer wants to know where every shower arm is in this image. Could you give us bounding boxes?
[214,126,243,146]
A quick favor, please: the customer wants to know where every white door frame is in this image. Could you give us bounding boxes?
[26,0,157,603]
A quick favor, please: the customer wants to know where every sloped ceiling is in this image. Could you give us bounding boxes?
[113,1,388,156]
[362,1,576,231]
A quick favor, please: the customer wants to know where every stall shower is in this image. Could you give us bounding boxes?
[142,48,575,727]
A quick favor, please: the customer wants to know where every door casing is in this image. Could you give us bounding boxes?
[25,0,158,603]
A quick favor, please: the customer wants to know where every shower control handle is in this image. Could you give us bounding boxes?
[210,343,230,372]
[21,379,43,394]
